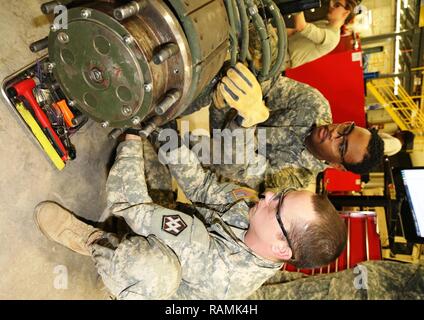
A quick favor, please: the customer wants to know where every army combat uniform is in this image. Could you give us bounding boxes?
[90,140,282,300]
[210,75,332,191]
[247,260,424,300]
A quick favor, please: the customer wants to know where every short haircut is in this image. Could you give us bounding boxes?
[287,194,347,269]
[343,128,384,174]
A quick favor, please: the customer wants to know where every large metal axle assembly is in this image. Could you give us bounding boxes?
[32,0,287,129]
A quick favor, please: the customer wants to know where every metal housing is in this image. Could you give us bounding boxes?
[48,0,230,128]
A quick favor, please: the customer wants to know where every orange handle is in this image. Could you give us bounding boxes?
[55,100,75,128]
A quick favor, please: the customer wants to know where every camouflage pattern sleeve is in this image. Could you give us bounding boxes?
[265,166,313,191]
[264,76,332,127]
[247,260,424,300]
[166,145,241,211]
[106,140,152,212]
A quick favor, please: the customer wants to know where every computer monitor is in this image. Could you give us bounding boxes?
[392,167,424,244]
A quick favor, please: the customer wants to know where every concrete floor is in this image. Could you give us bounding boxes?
[0,0,116,299]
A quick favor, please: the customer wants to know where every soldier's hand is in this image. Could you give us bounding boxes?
[216,63,270,128]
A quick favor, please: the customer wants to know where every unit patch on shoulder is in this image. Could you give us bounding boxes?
[162,215,187,236]
[231,187,259,202]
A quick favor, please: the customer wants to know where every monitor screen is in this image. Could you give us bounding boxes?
[400,169,424,237]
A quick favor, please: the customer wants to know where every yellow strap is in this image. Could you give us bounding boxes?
[16,102,65,170]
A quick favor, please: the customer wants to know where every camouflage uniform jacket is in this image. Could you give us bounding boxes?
[247,260,424,300]
[260,76,332,190]
[211,76,332,190]
[106,140,282,299]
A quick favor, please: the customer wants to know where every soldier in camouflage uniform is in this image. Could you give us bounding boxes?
[209,63,384,191]
[35,134,346,300]
[247,260,424,300]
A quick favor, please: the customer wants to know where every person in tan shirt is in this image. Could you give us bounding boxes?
[285,0,359,69]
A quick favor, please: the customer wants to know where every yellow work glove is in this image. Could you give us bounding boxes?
[215,62,270,128]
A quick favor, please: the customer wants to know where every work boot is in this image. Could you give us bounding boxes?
[34,202,104,256]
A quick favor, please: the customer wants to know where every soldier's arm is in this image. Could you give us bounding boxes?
[266,166,313,191]
[266,77,332,126]
[165,144,242,211]
[106,138,153,211]
[296,22,331,45]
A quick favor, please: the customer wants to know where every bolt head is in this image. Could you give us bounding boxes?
[122,105,132,116]
[81,9,92,19]
[89,68,104,83]
[144,83,152,92]
[124,35,133,45]
[57,32,69,44]
[132,117,141,125]
[101,121,109,128]
[47,62,56,73]
[68,100,76,107]
[50,24,59,32]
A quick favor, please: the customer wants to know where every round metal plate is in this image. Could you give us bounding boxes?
[49,8,152,127]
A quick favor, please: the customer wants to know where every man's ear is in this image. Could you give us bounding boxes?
[329,162,346,171]
[271,242,293,261]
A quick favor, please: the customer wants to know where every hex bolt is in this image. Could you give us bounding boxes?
[153,43,179,65]
[113,1,146,21]
[108,128,126,140]
[144,83,152,92]
[57,32,69,44]
[81,9,92,19]
[101,121,110,128]
[121,105,132,116]
[89,68,104,83]
[50,24,59,32]
[132,116,141,125]
[68,100,76,107]
[46,62,56,73]
[139,122,157,138]
[123,35,134,45]
[155,90,181,115]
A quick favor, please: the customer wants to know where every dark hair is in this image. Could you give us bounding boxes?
[397,130,415,151]
[343,128,384,174]
[344,0,361,24]
[287,194,347,269]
